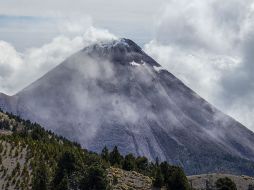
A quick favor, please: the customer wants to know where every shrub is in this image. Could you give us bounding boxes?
[80,165,109,190]
[122,154,135,171]
[215,177,237,190]
[153,168,164,188]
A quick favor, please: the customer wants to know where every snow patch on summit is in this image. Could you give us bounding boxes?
[97,38,129,49]
[130,61,141,67]
[113,39,130,47]
[153,65,165,72]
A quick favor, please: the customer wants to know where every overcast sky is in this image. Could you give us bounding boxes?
[1,0,254,131]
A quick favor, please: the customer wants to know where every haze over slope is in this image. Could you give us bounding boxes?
[1,39,254,175]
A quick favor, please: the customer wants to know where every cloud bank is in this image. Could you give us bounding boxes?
[0,26,117,95]
[1,0,254,132]
[144,0,254,130]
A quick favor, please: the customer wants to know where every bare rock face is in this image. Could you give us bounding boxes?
[1,38,254,175]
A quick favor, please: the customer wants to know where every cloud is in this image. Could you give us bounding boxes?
[0,0,165,49]
[1,0,254,132]
[0,26,117,95]
[145,41,235,102]
[57,16,93,34]
[0,41,23,93]
[144,0,254,130]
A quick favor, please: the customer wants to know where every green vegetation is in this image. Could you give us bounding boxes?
[249,184,254,190]
[0,110,110,190]
[0,108,191,190]
[153,167,164,188]
[101,145,190,190]
[216,177,237,190]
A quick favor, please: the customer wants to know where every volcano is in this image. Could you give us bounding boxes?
[1,38,254,175]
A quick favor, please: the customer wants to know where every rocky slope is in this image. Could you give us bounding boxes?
[0,140,31,190]
[1,39,254,175]
[0,110,110,190]
[108,167,152,190]
[0,109,190,190]
[108,167,254,190]
[188,173,254,190]
[1,109,254,190]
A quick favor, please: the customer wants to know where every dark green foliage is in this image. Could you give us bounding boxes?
[0,109,191,190]
[32,162,49,190]
[31,127,47,141]
[215,177,237,190]
[205,179,213,190]
[249,184,254,190]
[101,146,109,162]
[102,146,190,189]
[0,110,110,190]
[109,146,122,166]
[122,154,135,171]
[56,176,69,190]
[80,165,109,190]
[164,166,190,190]
[155,161,190,190]
[58,151,76,174]
[153,168,164,188]
[136,156,149,172]
[113,176,118,185]
[52,151,77,188]
[0,120,11,130]
[155,157,159,167]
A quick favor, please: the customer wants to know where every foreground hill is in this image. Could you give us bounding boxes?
[1,110,254,190]
[188,173,254,190]
[0,109,192,190]
[1,39,254,175]
[107,167,152,190]
[0,110,109,190]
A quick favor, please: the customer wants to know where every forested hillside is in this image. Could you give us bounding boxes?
[0,109,190,190]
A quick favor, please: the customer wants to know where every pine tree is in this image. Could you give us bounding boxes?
[136,156,149,172]
[80,165,109,190]
[215,177,237,190]
[249,184,254,190]
[56,176,69,190]
[164,166,190,190]
[155,157,159,167]
[32,161,49,190]
[101,146,109,162]
[153,168,164,188]
[52,151,76,188]
[122,154,135,171]
[109,146,122,166]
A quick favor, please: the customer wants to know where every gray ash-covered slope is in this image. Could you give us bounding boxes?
[1,38,254,175]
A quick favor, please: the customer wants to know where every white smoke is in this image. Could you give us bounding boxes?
[0,26,117,95]
[144,0,254,130]
[1,0,254,132]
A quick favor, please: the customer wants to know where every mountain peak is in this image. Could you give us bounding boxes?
[82,38,160,67]
[2,37,254,176]
[85,38,141,52]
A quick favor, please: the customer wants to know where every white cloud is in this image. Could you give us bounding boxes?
[57,16,93,34]
[0,41,23,93]
[145,0,254,130]
[1,0,254,132]
[0,27,117,95]
[145,41,238,102]
[0,0,165,49]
